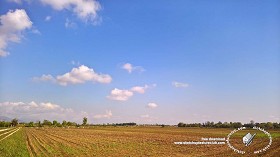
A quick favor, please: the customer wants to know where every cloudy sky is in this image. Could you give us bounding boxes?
[0,0,279,124]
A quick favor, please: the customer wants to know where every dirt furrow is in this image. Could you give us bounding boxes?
[25,131,37,157]
[31,129,74,156]
[37,129,91,149]
[30,132,51,157]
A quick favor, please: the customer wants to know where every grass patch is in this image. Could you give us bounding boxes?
[0,128,29,157]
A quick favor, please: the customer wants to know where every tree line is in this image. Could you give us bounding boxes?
[0,118,19,127]
[1,118,279,129]
[0,117,88,127]
[177,120,280,129]
[0,117,137,127]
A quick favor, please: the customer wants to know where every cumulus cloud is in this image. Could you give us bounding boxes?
[94,110,112,119]
[130,84,156,94]
[45,16,51,21]
[172,81,189,88]
[146,103,158,109]
[122,63,145,73]
[33,65,112,86]
[0,9,32,57]
[107,88,133,101]
[33,74,55,82]
[0,101,78,121]
[130,85,149,94]
[108,84,155,101]
[41,0,101,24]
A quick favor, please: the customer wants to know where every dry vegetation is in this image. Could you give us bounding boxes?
[23,127,280,157]
[0,127,279,156]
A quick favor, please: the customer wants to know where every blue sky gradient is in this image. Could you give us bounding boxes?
[0,0,279,124]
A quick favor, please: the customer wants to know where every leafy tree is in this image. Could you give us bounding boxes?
[178,122,185,127]
[43,120,52,126]
[250,120,255,125]
[0,121,10,127]
[215,121,222,128]
[38,121,42,127]
[273,123,280,129]
[258,123,266,128]
[222,122,230,128]
[53,120,58,126]
[28,121,34,127]
[232,122,242,128]
[62,120,67,126]
[66,121,77,126]
[266,122,274,129]
[83,117,88,126]
[11,118,18,127]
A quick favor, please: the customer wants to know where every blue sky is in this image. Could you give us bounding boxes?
[0,0,279,124]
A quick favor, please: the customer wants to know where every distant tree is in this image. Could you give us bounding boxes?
[62,120,67,126]
[115,122,137,126]
[178,122,186,127]
[222,122,230,128]
[0,121,9,127]
[38,121,42,127]
[28,121,34,127]
[66,121,77,126]
[11,118,18,127]
[258,123,266,128]
[232,122,242,128]
[83,117,87,126]
[53,120,58,126]
[215,121,223,128]
[203,121,210,127]
[250,120,255,125]
[43,120,52,126]
[266,122,274,129]
[273,123,280,129]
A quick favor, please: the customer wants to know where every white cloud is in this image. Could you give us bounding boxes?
[31,29,41,35]
[45,16,51,21]
[107,88,133,101]
[94,110,112,119]
[65,18,77,29]
[33,65,112,86]
[41,0,101,24]
[130,85,149,94]
[122,63,145,73]
[0,9,32,57]
[0,101,77,121]
[33,74,55,82]
[146,103,158,109]
[108,84,155,101]
[56,65,112,85]
[71,60,80,66]
[172,81,189,88]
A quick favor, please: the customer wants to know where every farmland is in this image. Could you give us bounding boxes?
[0,127,279,156]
